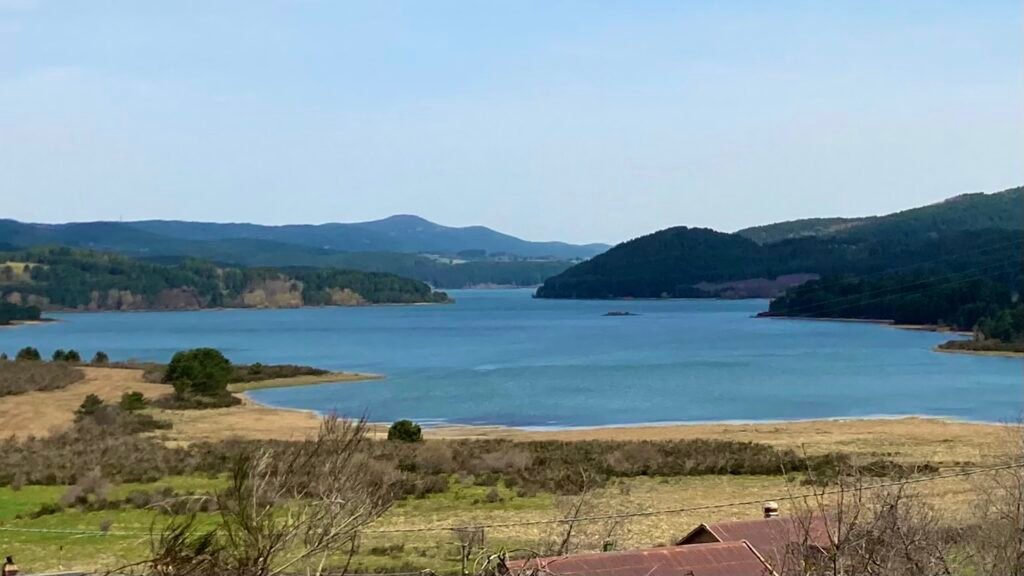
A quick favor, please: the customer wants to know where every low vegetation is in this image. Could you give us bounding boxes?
[0,359,84,397]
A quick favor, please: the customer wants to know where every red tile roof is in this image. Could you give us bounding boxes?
[676,516,831,571]
[508,541,775,576]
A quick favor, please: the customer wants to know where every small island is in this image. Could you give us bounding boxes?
[603,311,639,316]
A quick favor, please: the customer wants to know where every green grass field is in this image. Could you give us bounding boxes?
[0,474,795,574]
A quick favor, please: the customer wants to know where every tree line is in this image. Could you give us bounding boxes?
[0,246,450,310]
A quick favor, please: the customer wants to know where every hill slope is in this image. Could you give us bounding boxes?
[538,186,1024,301]
[737,186,1024,244]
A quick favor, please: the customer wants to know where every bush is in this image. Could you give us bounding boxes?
[0,361,84,397]
[152,392,241,411]
[92,351,109,364]
[75,394,105,419]
[119,391,147,412]
[65,349,81,363]
[16,347,41,361]
[52,349,67,362]
[164,348,233,397]
[387,420,423,443]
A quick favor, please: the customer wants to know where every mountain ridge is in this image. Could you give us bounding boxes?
[737,186,1023,244]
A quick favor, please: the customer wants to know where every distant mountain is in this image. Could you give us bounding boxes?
[537,186,1024,300]
[127,215,609,259]
[0,216,595,288]
[737,186,1024,244]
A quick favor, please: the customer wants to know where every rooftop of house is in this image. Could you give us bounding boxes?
[507,541,776,576]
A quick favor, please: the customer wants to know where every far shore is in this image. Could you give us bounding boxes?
[33,300,452,316]
[228,371,383,392]
[0,318,56,328]
[933,345,1024,359]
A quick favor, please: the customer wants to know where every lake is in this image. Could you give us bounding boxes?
[2,289,1021,427]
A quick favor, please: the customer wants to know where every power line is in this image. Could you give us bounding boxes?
[361,461,1024,534]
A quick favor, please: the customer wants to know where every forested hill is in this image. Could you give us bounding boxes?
[737,185,1024,244]
[0,247,449,311]
[0,219,585,289]
[537,185,1023,336]
[535,226,1022,300]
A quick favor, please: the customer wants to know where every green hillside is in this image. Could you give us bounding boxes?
[0,247,449,311]
[737,186,1023,244]
[537,186,1023,332]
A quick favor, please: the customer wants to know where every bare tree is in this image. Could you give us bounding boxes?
[968,424,1024,576]
[782,464,958,576]
[139,416,397,576]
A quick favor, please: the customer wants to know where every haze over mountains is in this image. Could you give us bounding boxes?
[0,215,609,289]
[0,215,609,260]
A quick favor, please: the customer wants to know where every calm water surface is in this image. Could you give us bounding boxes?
[2,289,1021,427]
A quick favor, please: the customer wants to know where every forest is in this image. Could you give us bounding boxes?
[0,302,41,325]
[0,247,449,311]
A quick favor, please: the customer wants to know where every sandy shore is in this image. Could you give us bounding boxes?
[227,371,382,392]
[1,366,1015,467]
[0,319,56,328]
[933,345,1024,359]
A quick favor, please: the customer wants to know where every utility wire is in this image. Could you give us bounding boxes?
[361,461,1024,534]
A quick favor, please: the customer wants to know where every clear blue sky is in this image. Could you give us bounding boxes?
[1,1,1021,244]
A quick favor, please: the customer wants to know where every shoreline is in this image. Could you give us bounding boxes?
[933,345,1024,359]
[34,300,453,317]
[239,387,1017,436]
[228,371,383,392]
[0,318,57,329]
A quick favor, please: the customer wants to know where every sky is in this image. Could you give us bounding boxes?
[1,1,1021,245]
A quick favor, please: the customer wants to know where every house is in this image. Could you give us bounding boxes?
[506,541,776,576]
[675,510,831,573]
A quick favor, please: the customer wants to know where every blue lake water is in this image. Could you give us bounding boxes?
[2,289,1021,427]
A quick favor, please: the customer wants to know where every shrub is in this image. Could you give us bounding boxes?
[15,347,41,361]
[0,361,84,397]
[164,348,232,397]
[152,393,241,410]
[92,351,109,364]
[387,420,423,443]
[75,394,105,419]
[52,349,67,362]
[65,349,81,363]
[483,487,502,504]
[413,442,454,474]
[119,391,147,412]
